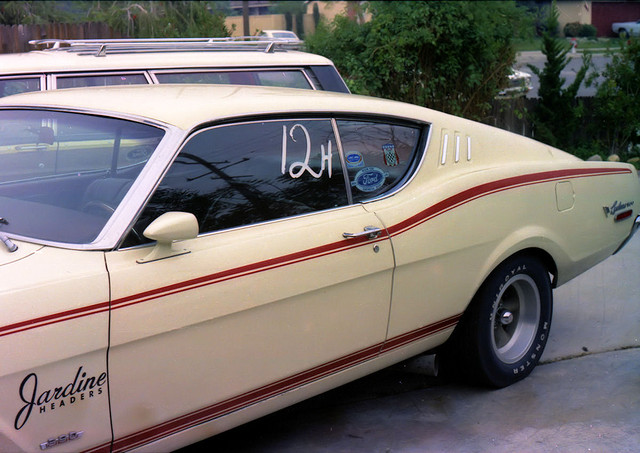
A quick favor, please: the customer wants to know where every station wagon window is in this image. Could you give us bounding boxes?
[55,73,149,89]
[154,70,312,90]
[0,77,41,97]
[336,120,422,202]
[130,119,345,240]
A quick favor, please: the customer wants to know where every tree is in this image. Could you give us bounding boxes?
[312,3,320,29]
[526,2,590,149]
[0,1,71,24]
[590,39,640,159]
[88,1,229,38]
[272,1,306,37]
[305,1,526,121]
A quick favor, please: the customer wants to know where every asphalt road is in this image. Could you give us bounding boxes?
[515,50,612,98]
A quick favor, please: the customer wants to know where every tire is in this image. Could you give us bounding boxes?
[443,255,552,388]
[618,29,629,39]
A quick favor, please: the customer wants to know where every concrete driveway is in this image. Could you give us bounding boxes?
[182,233,640,452]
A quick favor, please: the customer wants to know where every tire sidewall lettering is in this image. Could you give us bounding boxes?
[482,258,551,385]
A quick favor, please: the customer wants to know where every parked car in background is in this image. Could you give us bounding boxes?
[0,37,347,98]
[612,19,640,37]
[1,84,638,452]
[258,29,303,49]
[497,67,533,98]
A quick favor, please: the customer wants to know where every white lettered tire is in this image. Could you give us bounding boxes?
[443,255,553,388]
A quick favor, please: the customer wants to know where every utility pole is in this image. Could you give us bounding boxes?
[243,1,250,36]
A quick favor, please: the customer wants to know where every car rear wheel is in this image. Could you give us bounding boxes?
[443,255,552,388]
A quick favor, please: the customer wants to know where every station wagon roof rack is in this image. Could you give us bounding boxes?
[28,37,299,56]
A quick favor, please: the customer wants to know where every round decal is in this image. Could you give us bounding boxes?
[345,151,364,168]
[351,167,388,192]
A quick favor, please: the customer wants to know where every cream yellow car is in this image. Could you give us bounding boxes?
[0,85,638,453]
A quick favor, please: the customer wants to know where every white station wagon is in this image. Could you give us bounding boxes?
[0,38,349,98]
[0,85,638,452]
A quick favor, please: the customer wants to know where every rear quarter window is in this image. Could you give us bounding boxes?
[337,120,422,202]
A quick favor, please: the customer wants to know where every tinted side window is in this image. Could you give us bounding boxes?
[55,73,148,89]
[337,120,421,202]
[133,119,346,238]
[154,70,312,90]
[0,77,41,98]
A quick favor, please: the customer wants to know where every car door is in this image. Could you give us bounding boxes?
[104,118,395,451]
[0,247,111,453]
[333,119,456,356]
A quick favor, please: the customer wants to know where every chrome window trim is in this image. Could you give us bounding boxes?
[120,195,368,252]
[330,118,353,205]
[149,67,316,90]
[92,128,185,248]
[0,74,45,83]
[0,74,46,94]
[193,202,366,243]
[50,71,153,89]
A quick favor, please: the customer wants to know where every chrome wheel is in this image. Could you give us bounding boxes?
[491,274,541,364]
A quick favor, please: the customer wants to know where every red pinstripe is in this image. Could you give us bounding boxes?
[3,168,628,338]
[0,167,631,452]
[85,313,461,453]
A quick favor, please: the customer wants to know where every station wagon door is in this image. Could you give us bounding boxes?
[104,118,395,451]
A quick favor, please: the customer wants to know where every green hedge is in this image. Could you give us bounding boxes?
[563,22,597,38]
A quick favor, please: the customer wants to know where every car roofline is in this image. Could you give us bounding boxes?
[0,38,333,76]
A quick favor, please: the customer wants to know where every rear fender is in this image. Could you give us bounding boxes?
[474,226,567,292]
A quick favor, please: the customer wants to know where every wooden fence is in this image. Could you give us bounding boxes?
[0,23,121,54]
[486,96,598,144]
[486,97,538,138]
[1,24,598,146]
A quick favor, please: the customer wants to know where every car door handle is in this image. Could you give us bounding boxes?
[342,226,383,240]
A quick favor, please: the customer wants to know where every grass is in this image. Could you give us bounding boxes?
[514,37,626,54]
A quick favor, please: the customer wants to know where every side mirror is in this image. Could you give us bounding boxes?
[137,212,199,264]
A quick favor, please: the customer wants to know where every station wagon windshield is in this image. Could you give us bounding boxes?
[0,109,164,244]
